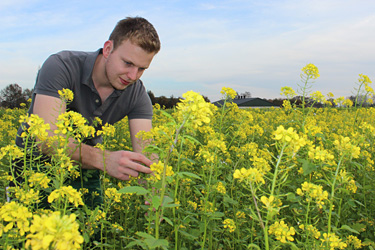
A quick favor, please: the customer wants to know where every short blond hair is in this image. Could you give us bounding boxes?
[109,17,161,54]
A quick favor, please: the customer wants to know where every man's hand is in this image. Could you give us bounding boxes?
[104,150,153,180]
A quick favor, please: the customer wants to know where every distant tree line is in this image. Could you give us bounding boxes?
[0,84,211,109]
[1,83,373,109]
[0,84,33,108]
[147,90,210,109]
[267,95,375,108]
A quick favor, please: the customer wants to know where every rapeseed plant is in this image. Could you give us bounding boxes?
[1,68,375,249]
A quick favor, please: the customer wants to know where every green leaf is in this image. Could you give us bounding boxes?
[118,186,149,195]
[223,196,239,206]
[163,203,180,208]
[144,238,169,249]
[211,212,224,219]
[350,223,366,234]
[339,224,360,234]
[298,158,318,176]
[247,243,261,249]
[182,134,202,145]
[285,242,300,250]
[286,192,298,202]
[177,171,202,180]
[163,216,174,226]
[135,231,155,239]
[178,230,199,240]
[144,145,162,154]
[152,196,161,210]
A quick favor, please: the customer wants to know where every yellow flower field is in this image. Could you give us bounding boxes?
[0,65,374,249]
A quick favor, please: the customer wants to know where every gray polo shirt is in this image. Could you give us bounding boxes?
[16,49,153,147]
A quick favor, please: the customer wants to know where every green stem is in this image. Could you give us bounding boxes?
[173,140,184,250]
[155,120,185,239]
[249,181,268,250]
[327,155,344,235]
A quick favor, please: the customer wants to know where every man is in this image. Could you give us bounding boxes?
[15,17,161,205]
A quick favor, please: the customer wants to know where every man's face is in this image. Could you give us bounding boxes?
[103,39,155,90]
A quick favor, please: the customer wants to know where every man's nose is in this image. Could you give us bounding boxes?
[127,67,138,81]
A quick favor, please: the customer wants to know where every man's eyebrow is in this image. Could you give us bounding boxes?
[123,59,148,69]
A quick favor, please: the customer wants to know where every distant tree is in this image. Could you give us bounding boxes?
[0,83,32,108]
[268,98,284,106]
[157,96,168,108]
[166,95,180,109]
[202,95,210,103]
[348,94,371,107]
[147,90,156,105]
[241,91,252,98]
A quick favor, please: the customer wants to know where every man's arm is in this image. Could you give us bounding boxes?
[129,118,152,153]
[129,118,158,162]
[33,94,152,180]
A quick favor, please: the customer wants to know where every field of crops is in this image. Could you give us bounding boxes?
[1,65,375,249]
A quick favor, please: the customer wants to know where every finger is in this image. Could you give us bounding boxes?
[129,152,153,167]
[120,167,140,178]
[125,161,152,174]
[118,173,130,181]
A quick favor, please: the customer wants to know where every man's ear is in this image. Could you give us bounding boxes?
[103,40,113,59]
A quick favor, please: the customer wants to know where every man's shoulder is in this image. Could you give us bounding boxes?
[51,50,100,63]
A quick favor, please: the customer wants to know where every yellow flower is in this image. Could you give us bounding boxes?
[268,220,296,243]
[216,182,226,194]
[302,63,320,80]
[280,86,297,98]
[11,187,40,205]
[233,167,265,184]
[54,111,95,142]
[310,91,325,102]
[223,219,236,233]
[176,91,215,129]
[320,232,347,250]
[147,161,174,182]
[105,188,121,203]
[358,73,372,85]
[282,99,292,110]
[334,96,345,106]
[260,195,282,211]
[333,136,360,158]
[96,123,116,137]
[0,145,24,161]
[236,211,246,219]
[28,172,51,188]
[58,88,74,103]
[273,125,306,153]
[0,201,32,236]
[48,186,84,207]
[220,87,237,99]
[26,211,83,250]
[299,224,321,239]
[346,235,362,249]
[308,145,334,162]
[342,99,353,107]
[296,182,328,209]
[20,114,50,141]
[187,201,198,210]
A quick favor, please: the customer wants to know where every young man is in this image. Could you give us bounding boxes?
[15,17,161,204]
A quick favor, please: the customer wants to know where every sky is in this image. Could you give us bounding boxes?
[1,0,374,102]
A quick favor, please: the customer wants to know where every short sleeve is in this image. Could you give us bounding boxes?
[34,54,73,98]
[127,82,153,120]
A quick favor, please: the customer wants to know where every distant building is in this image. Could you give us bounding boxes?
[212,97,280,109]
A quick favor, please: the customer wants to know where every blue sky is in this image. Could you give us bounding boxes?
[1,0,374,102]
